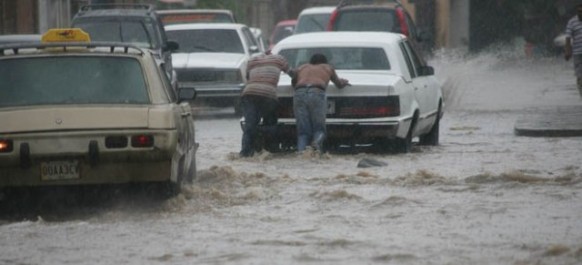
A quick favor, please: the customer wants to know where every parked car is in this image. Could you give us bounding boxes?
[71,4,179,83]
[157,9,236,25]
[0,28,198,196]
[327,3,429,56]
[269,19,297,49]
[157,9,266,53]
[165,23,262,114]
[267,31,444,153]
[0,34,41,45]
[294,6,335,34]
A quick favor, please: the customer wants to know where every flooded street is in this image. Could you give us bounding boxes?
[2,50,582,265]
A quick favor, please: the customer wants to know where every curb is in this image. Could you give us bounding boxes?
[514,105,582,137]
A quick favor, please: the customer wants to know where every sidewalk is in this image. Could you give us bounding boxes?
[514,105,582,137]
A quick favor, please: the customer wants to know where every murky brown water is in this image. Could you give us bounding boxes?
[1,50,581,265]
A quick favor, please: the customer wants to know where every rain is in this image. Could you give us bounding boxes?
[1,1,582,265]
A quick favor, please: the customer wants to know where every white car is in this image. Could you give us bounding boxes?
[0,29,198,196]
[270,32,444,153]
[294,6,335,34]
[165,23,262,113]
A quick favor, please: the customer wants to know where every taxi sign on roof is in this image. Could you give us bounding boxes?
[42,28,90,43]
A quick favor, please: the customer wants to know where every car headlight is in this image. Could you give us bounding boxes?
[223,70,242,83]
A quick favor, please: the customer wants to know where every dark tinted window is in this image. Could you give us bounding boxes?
[272,25,295,44]
[295,13,331,33]
[167,29,244,53]
[334,9,397,32]
[279,47,390,70]
[0,57,149,107]
[73,18,160,49]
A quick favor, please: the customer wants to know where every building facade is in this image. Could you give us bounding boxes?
[1,0,576,52]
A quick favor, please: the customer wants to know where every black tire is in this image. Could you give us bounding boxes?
[419,108,440,146]
[395,115,416,153]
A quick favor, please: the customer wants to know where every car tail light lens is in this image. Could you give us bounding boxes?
[0,139,13,153]
[395,8,409,37]
[131,135,154,148]
[105,136,128,148]
[278,105,294,118]
[338,106,400,117]
[327,9,339,31]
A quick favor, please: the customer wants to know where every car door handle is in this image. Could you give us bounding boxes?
[181,112,192,117]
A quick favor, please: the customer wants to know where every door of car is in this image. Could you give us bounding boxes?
[241,27,261,56]
[159,63,195,165]
[399,40,436,132]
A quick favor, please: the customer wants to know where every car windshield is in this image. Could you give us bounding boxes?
[279,47,390,70]
[0,56,150,107]
[167,29,244,53]
[272,25,295,44]
[335,9,396,32]
[295,13,331,33]
[73,19,160,49]
[159,13,234,25]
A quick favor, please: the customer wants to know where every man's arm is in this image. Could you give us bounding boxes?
[565,37,573,61]
[330,68,350,89]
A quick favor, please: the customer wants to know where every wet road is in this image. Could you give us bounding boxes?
[1,51,581,265]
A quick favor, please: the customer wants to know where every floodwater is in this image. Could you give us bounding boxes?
[1,47,582,265]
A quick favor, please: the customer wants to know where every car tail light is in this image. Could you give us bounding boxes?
[0,139,13,153]
[278,105,294,118]
[338,106,400,118]
[327,9,339,31]
[105,136,128,148]
[131,135,154,148]
[395,8,409,37]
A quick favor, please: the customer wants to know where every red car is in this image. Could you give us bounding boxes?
[269,19,297,49]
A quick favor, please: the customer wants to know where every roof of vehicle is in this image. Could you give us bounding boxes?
[73,4,158,19]
[156,9,234,15]
[337,3,401,10]
[298,6,336,15]
[273,31,404,49]
[164,22,248,31]
[0,42,146,57]
[0,34,42,44]
[275,19,298,26]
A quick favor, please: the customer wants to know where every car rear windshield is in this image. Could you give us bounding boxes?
[272,25,295,44]
[167,29,244,54]
[0,56,149,107]
[295,13,331,34]
[334,9,396,32]
[159,13,235,25]
[279,47,390,70]
[73,18,160,49]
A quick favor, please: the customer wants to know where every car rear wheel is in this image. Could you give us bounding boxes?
[419,106,441,146]
[394,115,416,153]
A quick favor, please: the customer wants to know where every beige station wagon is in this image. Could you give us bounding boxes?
[0,29,197,197]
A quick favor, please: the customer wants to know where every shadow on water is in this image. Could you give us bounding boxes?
[0,184,171,223]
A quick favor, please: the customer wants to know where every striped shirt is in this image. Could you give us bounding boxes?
[241,54,289,100]
[566,16,582,55]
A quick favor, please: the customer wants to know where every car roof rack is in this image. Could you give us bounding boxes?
[0,42,145,56]
[79,4,155,14]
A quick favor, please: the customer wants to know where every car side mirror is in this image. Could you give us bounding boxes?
[165,40,179,52]
[249,45,260,54]
[178,87,196,102]
[420,65,434,76]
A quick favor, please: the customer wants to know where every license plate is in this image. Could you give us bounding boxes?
[327,100,335,114]
[41,160,80,181]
